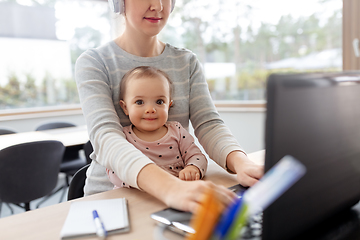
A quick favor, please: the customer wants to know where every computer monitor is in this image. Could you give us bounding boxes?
[263,72,360,240]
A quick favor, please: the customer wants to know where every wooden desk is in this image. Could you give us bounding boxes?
[0,151,265,240]
[0,125,89,150]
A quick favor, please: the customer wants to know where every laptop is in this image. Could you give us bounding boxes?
[151,71,360,239]
[263,72,360,240]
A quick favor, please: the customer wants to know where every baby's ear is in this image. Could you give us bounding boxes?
[169,100,174,108]
[120,100,129,115]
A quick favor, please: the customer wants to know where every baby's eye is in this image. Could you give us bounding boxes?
[156,99,165,105]
[135,100,144,105]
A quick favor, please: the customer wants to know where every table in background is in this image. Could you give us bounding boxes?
[0,150,265,240]
[0,125,89,150]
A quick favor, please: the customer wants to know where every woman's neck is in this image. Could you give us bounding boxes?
[115,34,165,57]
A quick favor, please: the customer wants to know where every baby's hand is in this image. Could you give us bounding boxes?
[179,165,201,181]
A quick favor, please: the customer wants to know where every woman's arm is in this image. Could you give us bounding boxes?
[137,163,236,213]
[187,56,263,186]
[75,48,153,188]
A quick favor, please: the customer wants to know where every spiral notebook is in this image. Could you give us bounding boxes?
[60,198,130,239]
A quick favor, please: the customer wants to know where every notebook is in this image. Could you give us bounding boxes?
[151,71,360,240]
[60,198,129,239]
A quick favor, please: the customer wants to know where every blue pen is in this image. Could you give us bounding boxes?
[212,192,244,240]
[92,210,108,239]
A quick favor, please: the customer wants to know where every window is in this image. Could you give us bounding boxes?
[0,0,110,110]
[161,0,342,101]
[0,0,345,111]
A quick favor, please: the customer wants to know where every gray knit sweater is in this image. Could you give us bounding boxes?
[75,41,243,195]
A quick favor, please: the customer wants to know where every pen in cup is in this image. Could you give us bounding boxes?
[92,210,108,239]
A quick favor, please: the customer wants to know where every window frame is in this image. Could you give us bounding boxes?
[0,105,83,121]
[343,0,360,70]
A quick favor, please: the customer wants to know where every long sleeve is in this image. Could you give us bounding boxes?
[187,56,245,171]
[75,47,153,191]
[176,122,208,178]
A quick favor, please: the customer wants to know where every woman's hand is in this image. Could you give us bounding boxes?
[226,151,264,187]
[137,164,236,213]
[163,179,237,213]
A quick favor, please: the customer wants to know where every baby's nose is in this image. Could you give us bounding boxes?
[145,105,156,113]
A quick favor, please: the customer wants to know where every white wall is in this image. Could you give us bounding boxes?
[0,114,85,133]
[218,109,265,153]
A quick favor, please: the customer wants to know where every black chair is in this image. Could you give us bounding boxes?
[0,140,65,212]
[67,164,90,201]
[0,128,17,215]
[35,122,87,202]
[35,122,76,131]
[83,140,93,165]
[0,128,16,135]
[67,141,92,201]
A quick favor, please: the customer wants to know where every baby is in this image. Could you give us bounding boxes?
[106,66,207,188]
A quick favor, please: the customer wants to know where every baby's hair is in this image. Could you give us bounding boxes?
[120,66,173,100]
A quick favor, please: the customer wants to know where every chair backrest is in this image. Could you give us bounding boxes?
[35,122,76,131]
[0,128,16,135]
[83,140,93,165]
[67,164,90,201]
[0,140,65,204]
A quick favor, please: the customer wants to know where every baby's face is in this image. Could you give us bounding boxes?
[121,75,172,133]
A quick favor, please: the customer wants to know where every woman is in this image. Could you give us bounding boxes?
[75,0,263,213]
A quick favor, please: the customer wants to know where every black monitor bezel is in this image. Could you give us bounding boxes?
[263,72,360,240]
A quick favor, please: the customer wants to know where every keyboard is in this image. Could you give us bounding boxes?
[239,212,263,240]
